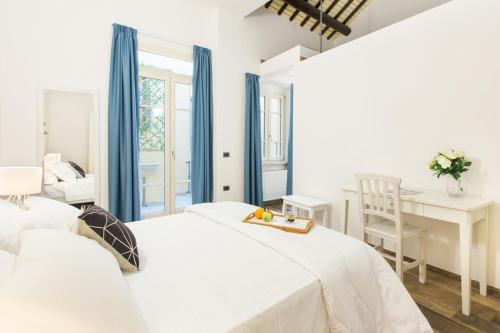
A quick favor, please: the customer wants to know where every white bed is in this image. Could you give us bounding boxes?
[125,202,432,333]
[44,174,95,203]
[0,199,431,332]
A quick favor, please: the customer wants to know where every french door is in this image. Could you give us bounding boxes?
[138,67,192,217]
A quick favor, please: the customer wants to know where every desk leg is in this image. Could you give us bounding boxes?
[478,208,489,296]
[341,199,349,234]
[282,201,287,214]
[309,209,316,224]
[459,220,472,316]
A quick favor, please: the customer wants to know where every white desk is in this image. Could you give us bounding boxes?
[342,186,492,316]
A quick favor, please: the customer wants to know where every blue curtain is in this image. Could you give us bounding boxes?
[191,45,214,204]
[286,84,294,195]
[244,73,264,207]
[107,23,141,222]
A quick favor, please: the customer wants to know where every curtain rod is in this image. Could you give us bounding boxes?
[137,31,204,50]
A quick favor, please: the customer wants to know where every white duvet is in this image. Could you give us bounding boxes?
[126,209,329,333]
[44,174,95,202]
[128,202,431,333]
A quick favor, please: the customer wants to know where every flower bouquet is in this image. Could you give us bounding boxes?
[429,150,471,197]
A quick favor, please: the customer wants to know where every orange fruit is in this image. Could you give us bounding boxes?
[255,208,265,219]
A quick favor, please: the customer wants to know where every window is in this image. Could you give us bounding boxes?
[260,92,286,161]
[138,50,193,76]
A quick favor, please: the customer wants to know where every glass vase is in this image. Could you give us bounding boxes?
[445,175,464,198]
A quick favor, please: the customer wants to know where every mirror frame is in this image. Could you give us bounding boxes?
[36,84,102,206]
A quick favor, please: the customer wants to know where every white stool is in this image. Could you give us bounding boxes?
[281,195,330,227]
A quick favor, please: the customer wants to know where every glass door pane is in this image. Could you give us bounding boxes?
[174,82,193,210]
[139,77,168,216]
[269,97,283,159]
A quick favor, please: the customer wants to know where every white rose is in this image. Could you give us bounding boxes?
[454,150,464,158]
[437,156,451,169]
[445,150,458,160]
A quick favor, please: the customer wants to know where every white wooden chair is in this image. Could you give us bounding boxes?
[355,174,427,283]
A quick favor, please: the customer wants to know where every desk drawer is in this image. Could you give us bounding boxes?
[401,201,424,216]
[423,205,469,224]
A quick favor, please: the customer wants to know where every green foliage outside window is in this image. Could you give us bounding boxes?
[139,77,165,151]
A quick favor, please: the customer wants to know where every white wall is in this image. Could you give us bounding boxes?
[335,0,451,46]
[185,0,269,17]
[294,0,500,287]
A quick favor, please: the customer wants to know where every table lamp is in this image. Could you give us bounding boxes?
[0,167,43,209]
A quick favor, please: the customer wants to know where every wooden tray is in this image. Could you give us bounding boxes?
[242,212,314,234]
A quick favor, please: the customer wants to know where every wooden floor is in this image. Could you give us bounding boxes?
[263,201,500,333]
[265,201,283,212]
[404,266,500,333]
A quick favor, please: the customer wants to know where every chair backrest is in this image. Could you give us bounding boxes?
[355,174,403,234]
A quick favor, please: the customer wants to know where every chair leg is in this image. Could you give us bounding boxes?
[419,232,427,284]
[396,239,404,282]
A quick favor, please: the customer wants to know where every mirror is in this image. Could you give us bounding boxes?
[38,87,100,208]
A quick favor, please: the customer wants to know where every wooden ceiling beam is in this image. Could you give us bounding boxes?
[290,0,306,21]
[284,0,351,35]
[310,0,341,32]
[321,0,354,35]
[327,0,367,39]
[278,3,289,15]
[335,0,356,19]
[300,0,321,27]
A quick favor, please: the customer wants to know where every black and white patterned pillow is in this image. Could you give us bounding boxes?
[68,161,85,178]
[78,205,139,272]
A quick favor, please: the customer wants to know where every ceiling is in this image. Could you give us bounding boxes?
[185,0,269,16]
[265,0,371,41]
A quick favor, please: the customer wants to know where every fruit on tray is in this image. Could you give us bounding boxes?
[262,210,273,222]
[287,215,296,223]
[255,208,265,219]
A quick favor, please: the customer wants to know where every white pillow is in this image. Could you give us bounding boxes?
[27,196,81,230]
[0,197,80,253]
[44,171,58,185]
[51,162,77,182]
[0,230,147,333]
[0,250,16,288]
[0,200,33,253]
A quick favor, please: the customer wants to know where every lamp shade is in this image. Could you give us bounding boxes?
[0,167,43,196]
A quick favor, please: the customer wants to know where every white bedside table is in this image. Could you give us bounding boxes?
[281,195,330,227]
